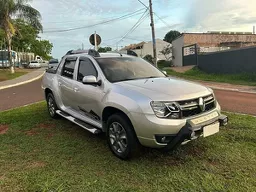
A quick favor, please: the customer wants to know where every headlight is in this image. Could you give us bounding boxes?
[151,101,181,119]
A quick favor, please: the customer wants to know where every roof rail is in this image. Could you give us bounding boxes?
[65,49,100,57]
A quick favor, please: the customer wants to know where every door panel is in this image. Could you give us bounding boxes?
[58,57,77,109]
[58,76,75,109]
[72,57,104,122]
[73,82,104,122]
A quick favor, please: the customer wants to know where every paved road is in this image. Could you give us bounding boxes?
[0,79,44,111]
[0,79,256,116]
[214,89,256,116]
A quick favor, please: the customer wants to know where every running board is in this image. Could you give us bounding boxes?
[56,110,101,134]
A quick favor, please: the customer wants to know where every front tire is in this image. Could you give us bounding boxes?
[46,93,59,119]
[106,113,139,160]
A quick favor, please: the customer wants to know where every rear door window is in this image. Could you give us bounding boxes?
[62,57,77,79]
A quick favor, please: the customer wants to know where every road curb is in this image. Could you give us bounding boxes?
[0,71,45,90]
[208,86,256,94]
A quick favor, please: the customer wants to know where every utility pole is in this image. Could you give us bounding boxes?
[94,31,98,51]
[149,0,157,67]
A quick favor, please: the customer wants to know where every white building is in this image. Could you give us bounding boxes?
[121,39,172,61]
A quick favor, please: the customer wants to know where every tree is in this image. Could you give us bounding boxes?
[0,28,6,48]
[98,47,112,53]
[30,40,53,60]
[0,0,42,73]
[164,30,181,43]
[160,44,172,61]
[143,54,154,64]
[12,19,38,52]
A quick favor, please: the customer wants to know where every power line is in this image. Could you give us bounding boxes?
[137,0,148,9]
[116,10,149,45]
[154,13,172,28]
[43,8,146,33]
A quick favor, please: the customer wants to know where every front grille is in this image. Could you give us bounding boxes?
[178,94,216,118]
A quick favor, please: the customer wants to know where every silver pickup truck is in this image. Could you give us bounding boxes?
[42,49,228,159]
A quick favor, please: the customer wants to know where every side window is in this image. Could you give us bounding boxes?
[62,59,76,79]
[77,58,98,82]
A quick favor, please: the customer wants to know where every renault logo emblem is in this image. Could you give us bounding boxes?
[199,98,206,112]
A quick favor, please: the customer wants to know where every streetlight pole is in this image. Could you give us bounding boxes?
[149,0,157,67]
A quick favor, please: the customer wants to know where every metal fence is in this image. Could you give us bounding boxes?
[197,46,256,74]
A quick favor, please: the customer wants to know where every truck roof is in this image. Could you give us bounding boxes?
[64,49,136,59]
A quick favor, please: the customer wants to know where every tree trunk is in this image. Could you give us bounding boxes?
[7,34,15,74]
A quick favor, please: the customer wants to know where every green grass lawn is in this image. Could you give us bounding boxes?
[0,70,28,82]
[165,67,256,86]
[0,102,255,191]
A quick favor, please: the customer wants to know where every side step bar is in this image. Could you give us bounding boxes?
[56,110,101,134]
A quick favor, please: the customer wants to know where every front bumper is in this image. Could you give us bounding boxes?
[160,115,228,151]
[130,107,227,148]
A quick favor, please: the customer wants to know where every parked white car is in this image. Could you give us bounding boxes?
[29,60,41,68]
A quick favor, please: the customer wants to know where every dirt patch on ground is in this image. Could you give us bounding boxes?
[25,123,56,137]
[27,161,46,169]
[0,125,9,135]
[25,129,39,136]
[36,123,56,130]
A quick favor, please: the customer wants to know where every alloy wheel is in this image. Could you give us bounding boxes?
[109,122,128,154]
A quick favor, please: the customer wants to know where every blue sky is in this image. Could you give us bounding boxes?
[31,0,256,59]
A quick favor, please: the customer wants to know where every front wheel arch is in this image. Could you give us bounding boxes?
[102,107,134,132]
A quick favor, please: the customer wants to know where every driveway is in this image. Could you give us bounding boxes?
[0,79,256,116]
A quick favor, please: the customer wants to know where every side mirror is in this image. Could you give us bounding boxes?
[162,71,167,75]
[82,76,102,86]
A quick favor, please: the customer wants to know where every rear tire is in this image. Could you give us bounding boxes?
[46,93,59,119]
[106,113,139,160]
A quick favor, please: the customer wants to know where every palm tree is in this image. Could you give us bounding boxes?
[0,0,42,73]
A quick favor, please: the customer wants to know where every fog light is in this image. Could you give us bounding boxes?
[155,135,175,144]
[161,136,166,143]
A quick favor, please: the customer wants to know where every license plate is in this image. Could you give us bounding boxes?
[203,123,220,137]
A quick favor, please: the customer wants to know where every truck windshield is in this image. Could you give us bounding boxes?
[96,57,165,83]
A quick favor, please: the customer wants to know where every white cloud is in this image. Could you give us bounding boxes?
[183,0,256,32]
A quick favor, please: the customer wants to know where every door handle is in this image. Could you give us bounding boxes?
[74,87,79,92]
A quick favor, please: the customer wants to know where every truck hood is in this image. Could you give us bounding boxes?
[115,77,211,101]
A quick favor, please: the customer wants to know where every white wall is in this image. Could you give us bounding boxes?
[172,36,184,66]
[131,39,172,60]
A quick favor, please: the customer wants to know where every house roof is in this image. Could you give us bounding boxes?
[121,41,146,51]
[172,32,256,42]
[121,39,170,50]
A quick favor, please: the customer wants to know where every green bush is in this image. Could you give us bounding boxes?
[157,60,173,69]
